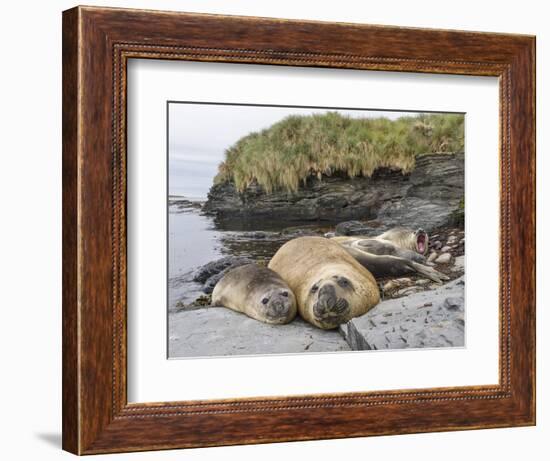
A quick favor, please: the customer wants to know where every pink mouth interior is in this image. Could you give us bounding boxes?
[417,234,426,253]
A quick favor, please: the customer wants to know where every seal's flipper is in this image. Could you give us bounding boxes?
[342,246,448,282]
[348,237,426,263]
[408,261,450,283]
[393,247,427,264]
[353,239,397,255]
[342,247,415,278]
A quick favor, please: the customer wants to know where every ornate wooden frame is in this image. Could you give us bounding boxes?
[62,5,536,455]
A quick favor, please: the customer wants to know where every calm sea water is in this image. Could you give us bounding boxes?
[167,199,336,308]
[169,205,222,279]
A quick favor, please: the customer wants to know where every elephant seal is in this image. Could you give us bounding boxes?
[332,228,448,283]
[212,264,297,325]
[378,227,429,255]
[332,227,428,261]
[268,237,380,330]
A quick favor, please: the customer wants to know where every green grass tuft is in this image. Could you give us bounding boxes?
[214,112,464,193]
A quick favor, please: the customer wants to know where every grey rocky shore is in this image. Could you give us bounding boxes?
[170,274,465,358]
[204,152,464,232]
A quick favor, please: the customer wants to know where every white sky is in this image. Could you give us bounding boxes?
[168,103,426,198]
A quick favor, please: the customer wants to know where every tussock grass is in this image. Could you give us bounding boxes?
[214,112,464,193]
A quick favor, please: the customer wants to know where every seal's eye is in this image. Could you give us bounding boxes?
[310,285,319,293]
[261,297,269,305]
[281,291,289,297]
[337,277,351,288]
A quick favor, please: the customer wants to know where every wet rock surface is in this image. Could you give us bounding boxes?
[205,152,464,232]
[192,256,254,294]
[340,277,465,350]
[169,308,350,357]
[168,197,204,213]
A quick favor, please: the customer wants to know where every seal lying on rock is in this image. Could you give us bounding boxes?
[212,264,297,325]
[332,227,448,283]
[268,237,380,330]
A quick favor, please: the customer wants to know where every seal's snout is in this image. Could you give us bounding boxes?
[264,290,296,323]
[313,283,350,322]
[270,299,289,315]
[318,284,337,306]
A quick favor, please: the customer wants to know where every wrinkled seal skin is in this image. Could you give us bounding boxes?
[332,228,448,283]
[268,237,380,330]
[212,264,297,325]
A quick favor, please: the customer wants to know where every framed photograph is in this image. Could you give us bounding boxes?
[62,6,535,455]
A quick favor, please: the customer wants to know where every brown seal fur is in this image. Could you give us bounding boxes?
[268,237,379,330]
[212,264,297,324]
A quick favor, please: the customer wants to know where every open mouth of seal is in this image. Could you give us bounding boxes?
[416,231,427,254]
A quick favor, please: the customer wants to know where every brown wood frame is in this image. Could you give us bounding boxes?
[62,5,536,455]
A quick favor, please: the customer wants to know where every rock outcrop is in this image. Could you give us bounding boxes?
[204,152,464,232]
[192,256,253,294]
[339,276,465,350]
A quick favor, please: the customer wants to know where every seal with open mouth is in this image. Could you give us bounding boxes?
[268,237,379,329]
[378,227,429,256]
[332,227,448,283]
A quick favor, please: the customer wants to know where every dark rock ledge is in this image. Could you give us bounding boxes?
[204,152,464,232]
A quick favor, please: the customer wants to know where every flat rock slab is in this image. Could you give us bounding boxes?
[169,307,350,358]
[340,277,465,351]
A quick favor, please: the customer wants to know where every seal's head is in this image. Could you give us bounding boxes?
[414,228,429,255]
[378,227,429,255]
[255,287,297,324]
[305,274,356,329]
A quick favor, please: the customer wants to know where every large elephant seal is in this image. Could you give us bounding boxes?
[268,237,380,330]
[332,228,447,283]
[212,264,297,325]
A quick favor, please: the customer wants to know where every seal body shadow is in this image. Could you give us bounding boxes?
[212,264,297,325]
[268,237,380,329]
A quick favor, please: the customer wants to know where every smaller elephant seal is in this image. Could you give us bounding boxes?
[268,237,380,330]
[212,264,297,325]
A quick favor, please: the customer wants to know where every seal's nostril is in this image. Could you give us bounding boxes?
[272,301,287,314]
[319,284,336,298]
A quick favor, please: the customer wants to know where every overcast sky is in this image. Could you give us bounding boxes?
[168,103,424,199]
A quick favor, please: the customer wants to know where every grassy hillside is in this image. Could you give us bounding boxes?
[214,112,464,194]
